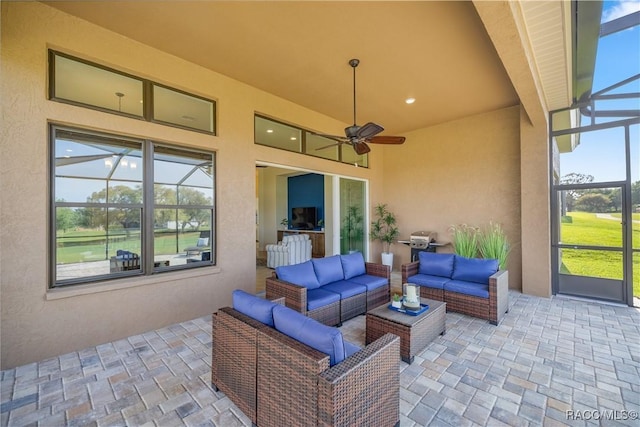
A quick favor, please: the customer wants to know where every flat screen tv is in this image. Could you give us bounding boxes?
[291,207,317,230]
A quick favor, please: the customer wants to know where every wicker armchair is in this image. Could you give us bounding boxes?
[212,303,400,427]
[402,260,509,325]
[256,328,400,427]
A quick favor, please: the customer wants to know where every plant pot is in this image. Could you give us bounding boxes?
[391,300,402,309]
[381,252,393,268]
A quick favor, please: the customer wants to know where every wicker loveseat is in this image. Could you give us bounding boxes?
[401,252,509,325]
[212,290,400,427]
[266,252,390,326]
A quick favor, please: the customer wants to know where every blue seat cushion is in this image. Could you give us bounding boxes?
[321,281,367,299]
[276,260,320,289]
[406,274,450,290]
[312,255,345,286]
[452,256,498,285]
[418,252,455,278]
[340,252,366,279]
[272,305,346,366]
[344,341,361,359]
[346,274,388,291]
[232,289,278,327]
[444,280,489,299]
[306,288,341,311]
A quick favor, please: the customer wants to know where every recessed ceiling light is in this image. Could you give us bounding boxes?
[266,129,274,133]
[405,98,416,104]
[290,137,297,140]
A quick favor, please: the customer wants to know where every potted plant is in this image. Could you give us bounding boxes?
[370,203,400,268]
[280,218,289,230]
[391,293,403,309]
[318,218,324,231]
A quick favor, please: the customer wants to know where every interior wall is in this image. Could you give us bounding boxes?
[0,2,385,369]
[380,106,523,289]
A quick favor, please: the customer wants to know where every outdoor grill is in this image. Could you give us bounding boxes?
[398,231,439,261]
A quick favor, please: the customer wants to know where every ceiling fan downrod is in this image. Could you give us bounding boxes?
[349,58,359,127]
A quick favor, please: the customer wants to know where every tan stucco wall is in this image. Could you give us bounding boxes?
[379,106,523,289]
[0,2,384,369]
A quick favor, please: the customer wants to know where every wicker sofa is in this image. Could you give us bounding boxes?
[401,252,509,325]
[212,290,400,427]
[266,252,390,326]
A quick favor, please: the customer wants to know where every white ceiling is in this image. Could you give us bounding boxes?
[44,1,568,136]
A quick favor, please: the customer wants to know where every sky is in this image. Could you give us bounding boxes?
[560,0,640,184]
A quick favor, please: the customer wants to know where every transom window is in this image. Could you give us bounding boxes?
[254,115,368,167]
[51,125,216,287]
[49,50,216,134]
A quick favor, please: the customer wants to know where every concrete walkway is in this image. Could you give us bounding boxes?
[1,292,639,426]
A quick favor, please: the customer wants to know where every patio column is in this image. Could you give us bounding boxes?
[520,106,551,297]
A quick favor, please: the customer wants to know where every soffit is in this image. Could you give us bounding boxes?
[517,1,572,111]
[44,1,523,135]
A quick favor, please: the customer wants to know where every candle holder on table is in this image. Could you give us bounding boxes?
[402,283,421,311]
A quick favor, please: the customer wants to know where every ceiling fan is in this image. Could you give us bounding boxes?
[315,58,405,155]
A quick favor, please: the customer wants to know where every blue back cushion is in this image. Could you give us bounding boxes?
[340,252,366,279]
[452,256,499,285]
[276,260,320,289]
[272,305,346,366]
[312,255,345,286]
[418,252,455,278]
[232,289,278,327]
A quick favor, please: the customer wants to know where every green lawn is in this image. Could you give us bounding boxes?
[56,229,204,263]
[561,211,639,297]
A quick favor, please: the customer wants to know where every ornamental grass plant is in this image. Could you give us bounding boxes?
[478,222,510,270]
[449,224,479,258]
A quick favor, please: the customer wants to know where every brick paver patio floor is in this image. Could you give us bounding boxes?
[1,291,639,426]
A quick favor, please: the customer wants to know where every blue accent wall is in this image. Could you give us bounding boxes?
[288,173,324,229]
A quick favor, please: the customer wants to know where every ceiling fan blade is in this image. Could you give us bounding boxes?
[353,141,371,155]
[369,135,406,144]
[356,122,384,140]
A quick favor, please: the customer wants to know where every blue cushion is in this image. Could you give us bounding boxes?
[418,252,455,278]
[276,261,320,289]
[232,289,278,327]
[272,305,346,366]
[406,274,450,290]
[340,252,366,279]
[312,256,345,286]
[306,288,341,311]
[347,274,388,291]
[445,280,489,299]
[452,256,498,285]
[321,281,367,299]
[344,341,361,359]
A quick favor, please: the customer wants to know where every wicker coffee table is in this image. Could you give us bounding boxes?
[365,298,445,364]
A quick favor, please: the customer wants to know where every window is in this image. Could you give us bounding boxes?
[255,115,368,167]
[52,125,215,287]
[49,51,216,135]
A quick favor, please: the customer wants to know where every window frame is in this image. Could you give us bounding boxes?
[50,124,216,288]
[48,50,217,136]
